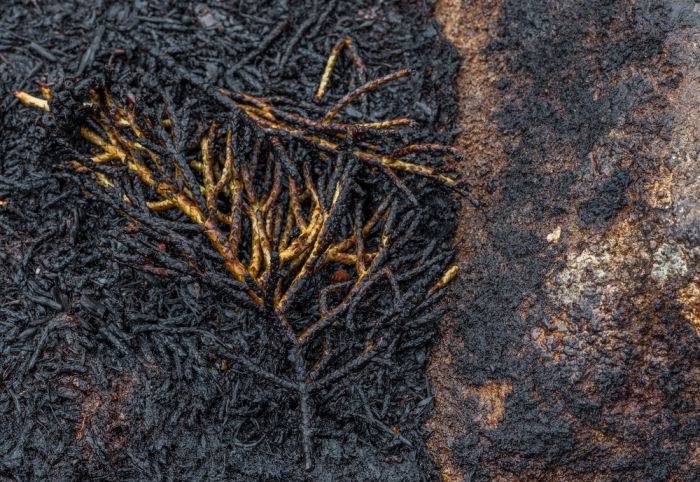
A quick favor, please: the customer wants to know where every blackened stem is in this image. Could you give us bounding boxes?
[300,387,314,471]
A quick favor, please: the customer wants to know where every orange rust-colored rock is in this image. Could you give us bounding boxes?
[427,1,506,479]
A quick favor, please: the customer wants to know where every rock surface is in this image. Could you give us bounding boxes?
[428,0,699,480]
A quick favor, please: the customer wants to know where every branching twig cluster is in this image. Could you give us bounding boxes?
[16,36,459,470]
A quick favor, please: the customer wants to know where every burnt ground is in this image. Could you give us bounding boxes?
[2,1,699,481]
[0,1,461,481]
[429,0,700,480]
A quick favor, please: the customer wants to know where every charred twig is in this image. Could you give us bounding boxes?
[231,19,289,72]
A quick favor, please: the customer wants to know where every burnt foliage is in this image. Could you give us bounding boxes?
[0,1,459,480]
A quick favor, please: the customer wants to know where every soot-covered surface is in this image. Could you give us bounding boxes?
[0,1,460,480]
[430,0,699,480]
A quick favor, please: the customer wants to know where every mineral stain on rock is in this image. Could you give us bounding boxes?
[576,170,631,226]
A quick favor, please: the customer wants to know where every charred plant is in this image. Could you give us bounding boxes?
[16,37,459,470]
